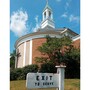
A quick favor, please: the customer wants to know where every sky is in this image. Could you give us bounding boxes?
[10,0,80,53]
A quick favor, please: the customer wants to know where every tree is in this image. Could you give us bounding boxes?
[64,45,80,78]
[10,50,16,69]
[10,50,20,69]
[35,35,80,78]
[40,62,57,73]
[35,35,72,64]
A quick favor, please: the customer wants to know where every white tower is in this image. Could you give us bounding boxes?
[41,0,55,29]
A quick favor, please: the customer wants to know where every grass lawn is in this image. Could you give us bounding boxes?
[10,79,80,90]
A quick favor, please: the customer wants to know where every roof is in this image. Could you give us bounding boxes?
[72,35,80,41]
[43,1,52,12]
[15,27,79,48]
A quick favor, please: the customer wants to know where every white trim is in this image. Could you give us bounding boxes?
[23,42,26,67]
[15,48,18,68]
[72,35,80,41]
[41,19,55,29]
[15,49,17,68]
[61,28,67,34]
[29,40,32,64]
[16,34,61,47]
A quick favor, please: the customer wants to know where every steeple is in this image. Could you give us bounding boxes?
[46,0,48,5]
[41,0,55,29]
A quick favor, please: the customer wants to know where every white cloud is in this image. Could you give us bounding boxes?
[61,12,68,18]
[61,13,79,23]
[65,0,72,10]
[32,15,41,32]
[10,9,29,37]
[69,15,79,23]
[56,0,61,2]
[35,15,38,23]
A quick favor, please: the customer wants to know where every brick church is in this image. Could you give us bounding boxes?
[15,1,80,68]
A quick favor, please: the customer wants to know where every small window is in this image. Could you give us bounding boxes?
[49,11,51,18]
[44,12,46,19]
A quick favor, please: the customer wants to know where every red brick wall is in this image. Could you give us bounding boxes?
[72,39,80,48]
[32,38,80,64]
[16,37,80,68]
[32,38,46,64]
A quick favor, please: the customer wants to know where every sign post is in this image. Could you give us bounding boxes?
[26,65,66,90]
[55,65,66,90]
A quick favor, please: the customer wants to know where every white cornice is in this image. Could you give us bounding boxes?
[60,28,67,34]
[72,35,80,41]
[15,34,61,48]
[15,28,79,48]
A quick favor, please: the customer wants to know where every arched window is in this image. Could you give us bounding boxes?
[49,11,51,18]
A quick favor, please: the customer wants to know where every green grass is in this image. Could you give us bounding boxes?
[10,79,80,90]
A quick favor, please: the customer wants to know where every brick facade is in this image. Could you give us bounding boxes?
[16,37,80,68]
[32,38,46,64]
[73,39,80,48]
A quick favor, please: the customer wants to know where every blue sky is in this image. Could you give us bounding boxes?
[10,0,80,53]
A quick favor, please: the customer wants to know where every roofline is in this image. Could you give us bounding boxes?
[72,35,80,41]
[60,28,78,36]
[43,1,52,12]
[15,31,61,48]
[67,28,79,35]
[15,28,79,48]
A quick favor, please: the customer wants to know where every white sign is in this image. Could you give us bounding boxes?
[26,66,66,90]
[26,73,59,89]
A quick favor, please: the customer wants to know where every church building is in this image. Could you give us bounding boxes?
[15,1,80,68]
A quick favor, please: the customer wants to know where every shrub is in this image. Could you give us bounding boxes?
[10,69,17,81]
[10,64,39,81]
[23,64,39,79]
[15,68,24,80]
[10,68,23,80]
[40,62,57,73]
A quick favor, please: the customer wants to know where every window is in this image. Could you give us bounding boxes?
[49,11,51,18]
[44,12,46,19]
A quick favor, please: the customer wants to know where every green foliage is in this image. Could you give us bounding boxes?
[40,62,57,73]
[10,69,17,80]
[35,57,48,63]
[65,45,80,63]
[10,64,39,81]
[15,68,24,80]
[10,50,16,69]
[35,35,72,64]
[64,45,80,78]
[35,35,80,78]
[10,58,15,69]
[10,68,24,80]
[23,64,39,79]
[10,49,21,69]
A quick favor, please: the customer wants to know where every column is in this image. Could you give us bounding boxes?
[29,40,32,65]
[46,9,48,19]
[43,12,44,21]
[51,12,53,20]
[23,42,26,67]
[55,65,66,90]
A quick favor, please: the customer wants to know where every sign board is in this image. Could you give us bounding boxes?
[26,73,59,89]
[26,66,66,90]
